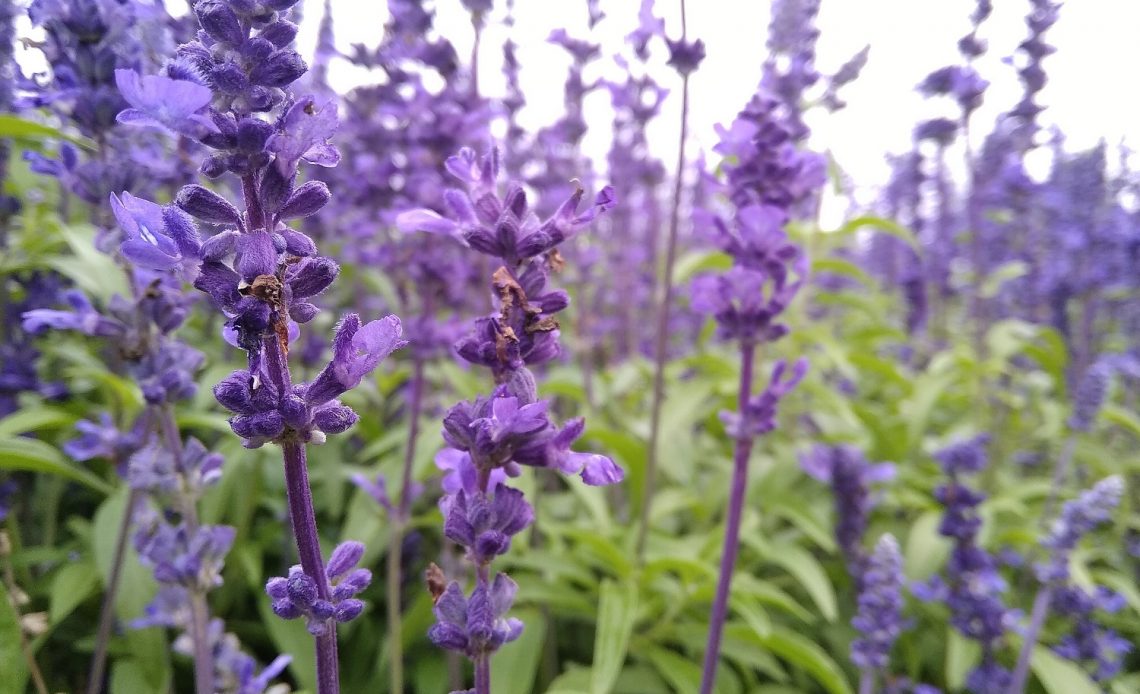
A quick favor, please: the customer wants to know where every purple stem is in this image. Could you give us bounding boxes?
[1007,585,1053,694]
[265,337,340,694]
[242,172,339,692]
[699,343,756,694]
[637,0,691,559]
[474,562,492,694]
[858,669,875,694]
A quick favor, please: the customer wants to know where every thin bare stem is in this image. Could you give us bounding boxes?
[86,486,143,694]
[637,0,691,560]
[1,531,49,694]
[388,358,424,694]
[699,342,756,694]
[859,669,875,694]
[1007,585,1053,694]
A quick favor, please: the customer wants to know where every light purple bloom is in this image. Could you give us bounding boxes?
[115,69,218,138]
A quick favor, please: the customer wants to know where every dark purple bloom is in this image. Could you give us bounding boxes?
[265,541,372,636]
[444,487,534,565]
[428,573,524,659]
[801,445,895,575]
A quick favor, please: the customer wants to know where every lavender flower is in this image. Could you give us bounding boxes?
[852,534,904,691]
[403,143,618,694]
[1051,586,1131,681]
[801,445,896,577]
[1037,476,1123,583]
[917,436,1014,693]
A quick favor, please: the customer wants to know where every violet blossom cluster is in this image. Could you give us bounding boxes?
[850,534,905,680]
[22,187,284,694]
[913,435,1015,694]
[801,445,895,580]
[399,145,621,693]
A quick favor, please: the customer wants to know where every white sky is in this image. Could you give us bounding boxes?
[298,0,1140,218]
[15,0,1137,221]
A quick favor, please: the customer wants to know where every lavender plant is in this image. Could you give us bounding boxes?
[103,2,406,691]
[399,145,621,693]
[693,63,823,689]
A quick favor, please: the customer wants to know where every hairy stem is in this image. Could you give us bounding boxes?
[243,171,338,692]
[699,342,756,694]
[637,0,691,560]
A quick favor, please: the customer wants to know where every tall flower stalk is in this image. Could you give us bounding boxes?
[694,78,822,691]
[108,2,406,691]
[638,0,703,559]
[1008,476,1125,693]
[399,146,622,693]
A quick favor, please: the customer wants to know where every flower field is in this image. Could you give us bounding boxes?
[0,1,1138,693]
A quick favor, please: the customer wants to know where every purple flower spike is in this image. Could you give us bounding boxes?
[851,534,904,670]
[114,70,218,138]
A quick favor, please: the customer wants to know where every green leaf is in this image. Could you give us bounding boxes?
[764,544,838,621]
[50,561,100,624]
[258,597,317,692]
[905,511,951,580]
[1030,645,1101,694]
[812,257,874,287]
[979,260,1029,299]
[0,408,77,437]
[675,250,733,283]
[590,579,639,694]
[645,647,703,693]
[833,215,920,252]
[0,436,113,494]
[492,608,547,694]
[945,628,980,691]
[0,582,29,694]
[755,627,853,694]
[0,114,96,150]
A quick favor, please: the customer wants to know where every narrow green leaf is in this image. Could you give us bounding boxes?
[0,114,96,150]
[833,215,920,251]
[0,582,29,694]
[0,436,113,494]
[756,627,853,694]
[590,579,639,694]
[945,628,980,691]
[905,511,951,580]
[765,544,838,621]
[1030,645,1101,694]
[492,608,547,694]
[0,408,77,437]
[645,647,703,693]
[257,597,317,691]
